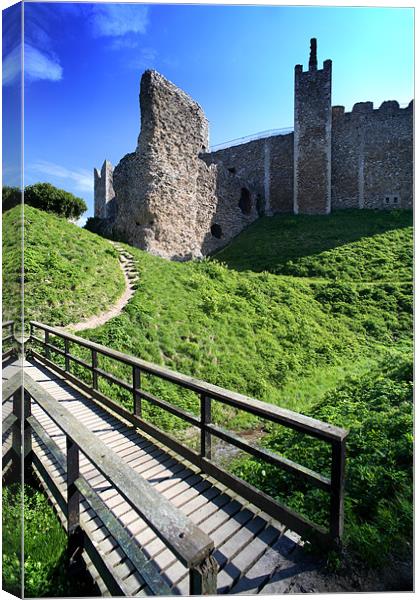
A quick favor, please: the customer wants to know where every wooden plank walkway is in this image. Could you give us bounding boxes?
[2,358,318,596]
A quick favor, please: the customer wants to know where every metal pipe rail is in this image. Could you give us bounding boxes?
[29,320,348,545]
[3,371,217,596]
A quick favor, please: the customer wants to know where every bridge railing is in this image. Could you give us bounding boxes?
[28,320,348,546]
[3,371,217,596]
[2,320,17,361]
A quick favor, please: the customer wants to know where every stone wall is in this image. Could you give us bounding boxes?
[112,70,208,259]
[332,100,413,210]
[207,132,294,215]
[94,160,115,219]
[293,46,332,215]
[109,70,259,260]
[196,159,259,255]
[93,49,413,262]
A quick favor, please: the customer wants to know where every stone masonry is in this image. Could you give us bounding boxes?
[94,160,116,220]
[93,39,413,260]
[106,70,258,260]
[294,39,332,214]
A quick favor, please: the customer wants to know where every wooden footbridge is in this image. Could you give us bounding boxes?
[2,320,348,596]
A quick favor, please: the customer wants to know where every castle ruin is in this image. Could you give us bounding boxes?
[94,39,413,260]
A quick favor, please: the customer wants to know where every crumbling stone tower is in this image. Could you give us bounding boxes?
[294,38,332,214]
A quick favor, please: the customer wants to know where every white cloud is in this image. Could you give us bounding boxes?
[3,45,21,86]
[29,161,92,193]
[109,36,140,50]
[128,47,158,70]
[24,43,62,82]
[91,5,149,38]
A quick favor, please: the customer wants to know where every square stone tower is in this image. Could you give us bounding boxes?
[294,39,332,214]
[94,159,115,219]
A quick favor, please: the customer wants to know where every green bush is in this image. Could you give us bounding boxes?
[2,185,21,211]
[24,182,87,219]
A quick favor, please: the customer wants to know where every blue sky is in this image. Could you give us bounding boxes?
[2,2,414,221]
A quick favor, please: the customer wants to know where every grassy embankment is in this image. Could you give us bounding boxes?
[3,206,412,577]
[79,209,413,571]
[2,205,125,325]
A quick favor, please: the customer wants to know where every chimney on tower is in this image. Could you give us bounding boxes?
[309,38,318,70]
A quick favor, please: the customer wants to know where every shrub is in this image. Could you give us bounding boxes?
[2,185,21,211]
[24,182,87,219]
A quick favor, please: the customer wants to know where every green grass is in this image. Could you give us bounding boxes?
[73,211,411,424]
[2,484,98,597]
[215,209,412,282]
[3,484,66,598]
[3,206,412,574]
[232,351,413,568]
[2,205,125,326]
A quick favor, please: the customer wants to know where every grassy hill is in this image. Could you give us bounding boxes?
[75,211,412,417]
[215,209,412,282]
[2,206,412,576]
[2,206,125,325]
[78,208,412,573]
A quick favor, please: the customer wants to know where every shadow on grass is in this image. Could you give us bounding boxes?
[213,210,413,275]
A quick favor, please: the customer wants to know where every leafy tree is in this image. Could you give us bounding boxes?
[23,182,87,219]
[2,186,21,212]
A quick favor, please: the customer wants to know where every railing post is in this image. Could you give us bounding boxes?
[11,386,32,482]
[189,555,218,595]
[329,439,346,543]
[92,349,98,390]
[45,330,50,360]
[200,394,212,459]
[11,386,22,481]
[67,437,82,568]
[133,366,142,417]
[23,390,33,481]
[64,339,70,372]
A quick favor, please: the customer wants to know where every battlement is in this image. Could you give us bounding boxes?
[333,99,413,120]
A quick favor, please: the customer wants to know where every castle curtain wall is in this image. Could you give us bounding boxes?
[207,132,294,216]
[331,101,413,210]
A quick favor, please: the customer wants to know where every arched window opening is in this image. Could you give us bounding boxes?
[239,188,252,214]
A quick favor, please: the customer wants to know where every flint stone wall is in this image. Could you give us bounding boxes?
[331,100,413,210]
[294,60,332,215]
[207,132,294,215]
[94,64,413,262]
[111,70,259,259]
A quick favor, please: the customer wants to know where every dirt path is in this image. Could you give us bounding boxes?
[65,242,138,332]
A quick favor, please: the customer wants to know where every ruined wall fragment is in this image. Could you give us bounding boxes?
[111,70,259,259]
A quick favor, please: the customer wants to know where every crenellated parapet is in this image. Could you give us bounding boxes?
[331,98,413,210]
